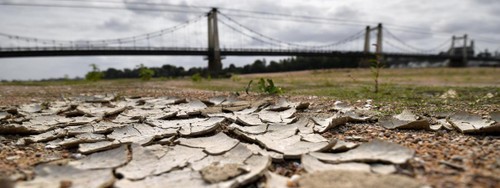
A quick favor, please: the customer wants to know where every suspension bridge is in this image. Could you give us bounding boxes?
[0,8,498,74]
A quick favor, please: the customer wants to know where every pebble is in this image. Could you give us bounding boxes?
[286,174,301,187]
[45,145,59,149]
[15,139,26,146]
[9,172,26,181]
[450,155,464,162]
[345,136,366,142]
[71,153,84,159]
[60,180,73,188]
[6,155,20,161]
[290,174,301,183]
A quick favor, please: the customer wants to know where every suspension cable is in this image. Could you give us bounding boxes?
[218,11,365,49]
[0,13,206,46]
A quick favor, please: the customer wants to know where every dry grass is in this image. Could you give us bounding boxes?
[1,67,498,114]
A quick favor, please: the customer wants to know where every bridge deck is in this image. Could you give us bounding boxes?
[0,47,498,62]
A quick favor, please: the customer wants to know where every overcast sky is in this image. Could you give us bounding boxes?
[0,0,499,80]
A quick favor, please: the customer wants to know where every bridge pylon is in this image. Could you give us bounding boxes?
[448,34,472,67]
[207,8,222,76]
[359,23,383,67]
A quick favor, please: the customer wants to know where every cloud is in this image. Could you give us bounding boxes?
[0,0,499,80]
[98,18,132,32]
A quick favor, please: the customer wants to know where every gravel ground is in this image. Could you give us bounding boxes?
[0,83,499,188]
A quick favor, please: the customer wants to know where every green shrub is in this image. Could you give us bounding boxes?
[191,73,202,82]
[85,64,104,82]
[138,64,155,81]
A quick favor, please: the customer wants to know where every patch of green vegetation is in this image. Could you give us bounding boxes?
[230,74,242,82]
[191,73,202,82]
[138,64,155,81]
[85,64,104,82]
[291,83,499,114]
[256,78,283,95]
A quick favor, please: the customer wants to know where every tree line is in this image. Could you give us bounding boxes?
[100,56,361,79]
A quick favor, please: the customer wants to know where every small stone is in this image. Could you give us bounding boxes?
[6,155,20,161]
[451,155,464,162]
[290,174,301,183]
[265,172,290,188]
[60,180,72,188]
[344,136,366,142]
[440,89,458,99]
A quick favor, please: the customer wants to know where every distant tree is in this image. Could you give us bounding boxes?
[85,64,104,82]
[103,68,124,79]
[267,60,282,72]
[250,59,266,73]
[138,64,155,81]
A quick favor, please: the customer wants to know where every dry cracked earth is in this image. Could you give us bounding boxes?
[0,94,499,188]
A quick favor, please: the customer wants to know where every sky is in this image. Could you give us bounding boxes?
[0,0,499,80]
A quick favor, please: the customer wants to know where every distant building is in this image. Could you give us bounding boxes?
[477,49,492,58]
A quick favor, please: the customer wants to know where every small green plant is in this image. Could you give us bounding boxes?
[138,64,155,81]
[85,64,104,82]
[191,73,202,82]
[245,80,253,94]
[256,78,283,95]
[40,101,50,110]
[370,44,383,93]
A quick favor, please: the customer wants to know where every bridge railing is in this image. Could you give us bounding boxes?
[0,46,498,61]
[0,46,367,54]
[0,46,210,52]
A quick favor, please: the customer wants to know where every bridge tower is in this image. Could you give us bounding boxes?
[449,34,472,67]
[207,8,222,76]
[360,23,383,67]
